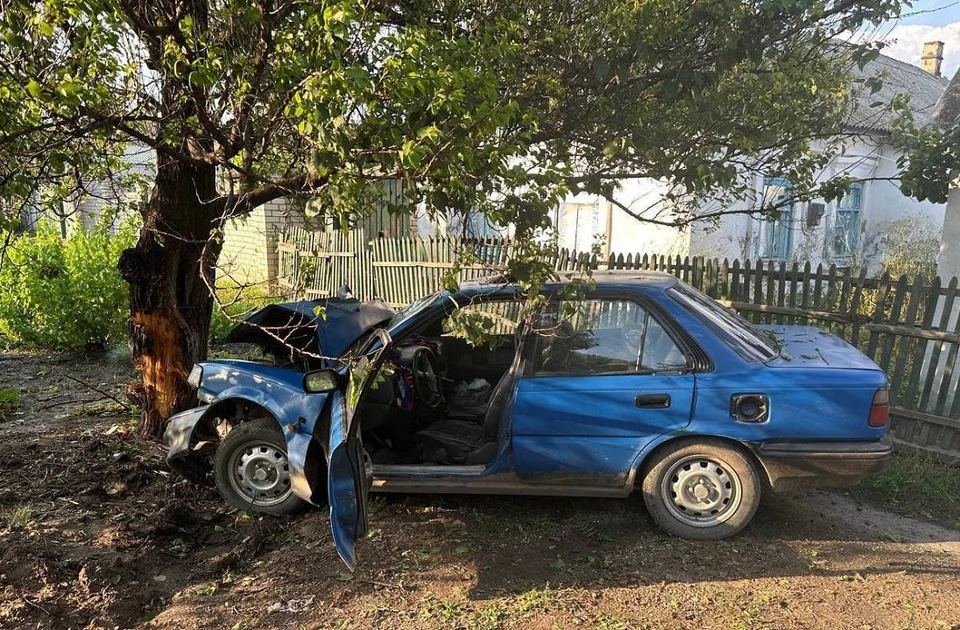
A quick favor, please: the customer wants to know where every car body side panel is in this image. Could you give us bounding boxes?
[511,373,695,485]
[692,366,887,442]
[636,283,888,442]
[509,435,653,487]
[163,406,211,483]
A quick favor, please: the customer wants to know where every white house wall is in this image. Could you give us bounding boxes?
[557,182,690,258]
[857,141,944,272]
[65,143,155,234]
[557,135,946,272]
[693,136,945,273]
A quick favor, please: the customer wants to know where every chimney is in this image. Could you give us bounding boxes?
[921,41,945,77]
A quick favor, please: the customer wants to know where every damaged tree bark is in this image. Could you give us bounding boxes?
[118,152,221,439]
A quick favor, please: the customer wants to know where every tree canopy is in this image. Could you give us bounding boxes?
[0,0,907,435]
[895,80,960,205]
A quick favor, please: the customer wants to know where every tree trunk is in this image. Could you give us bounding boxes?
[118,154,221,439]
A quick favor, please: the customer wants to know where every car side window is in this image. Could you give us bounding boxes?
[640,316,688,372]
[443,300,522,336]
[530,298,686,376]
[439,298,526,351]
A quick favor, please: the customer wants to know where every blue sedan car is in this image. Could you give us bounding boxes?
[164,271,891,568]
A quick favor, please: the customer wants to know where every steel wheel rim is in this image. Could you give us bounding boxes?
[660,454,742,527]
[227,439,292,507]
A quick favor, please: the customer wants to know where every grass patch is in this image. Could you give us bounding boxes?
[420,593,507,630]
[851,452,960,530]
[2,504,33,531]
[0,387,19,422]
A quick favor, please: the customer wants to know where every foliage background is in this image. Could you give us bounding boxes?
[0,221,135,348]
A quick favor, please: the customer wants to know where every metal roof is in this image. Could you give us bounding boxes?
[848,50,949,133]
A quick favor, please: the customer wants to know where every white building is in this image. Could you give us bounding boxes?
[49,143,155,235]
[555,44,950,274]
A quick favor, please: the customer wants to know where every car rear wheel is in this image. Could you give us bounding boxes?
[214,418,306,515]
[641,440,760,540]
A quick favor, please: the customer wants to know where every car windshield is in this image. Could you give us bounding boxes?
[338,291,443,363]
[668,283,779,362]
[387,290,443,330]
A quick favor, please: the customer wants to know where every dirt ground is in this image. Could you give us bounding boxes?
[0,350,958,630]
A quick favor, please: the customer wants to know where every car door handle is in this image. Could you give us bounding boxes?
[635,393,671,409]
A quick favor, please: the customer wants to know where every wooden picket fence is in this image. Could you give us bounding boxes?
[277,228,960,461]
[277,227,374,300]
[279,227,593,307]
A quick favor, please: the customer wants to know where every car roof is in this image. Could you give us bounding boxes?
[460,270,679,294]
[581,270,679,289]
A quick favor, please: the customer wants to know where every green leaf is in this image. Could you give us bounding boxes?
[416,125,441,142]
[345,65,371,90]
[25,79,41,98]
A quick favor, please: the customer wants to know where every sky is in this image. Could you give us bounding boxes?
[861,1,960,77]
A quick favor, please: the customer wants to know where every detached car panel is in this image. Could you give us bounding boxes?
[164,272,892,566]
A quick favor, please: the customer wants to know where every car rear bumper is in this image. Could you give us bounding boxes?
[753,437,892,492]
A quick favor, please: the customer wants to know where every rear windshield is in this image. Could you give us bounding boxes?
[668,283,779,362]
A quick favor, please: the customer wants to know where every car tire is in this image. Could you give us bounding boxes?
[213,417,306,515]
[641,440,761,540]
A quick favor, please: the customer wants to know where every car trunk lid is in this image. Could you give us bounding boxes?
[758,325,883,372]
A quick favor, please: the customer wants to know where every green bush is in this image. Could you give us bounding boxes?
[877,216,939,282]
[0,221,136,348]
[0,388,19,422]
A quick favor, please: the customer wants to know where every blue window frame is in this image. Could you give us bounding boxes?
[758,178,793,259]
[834,183,862,257]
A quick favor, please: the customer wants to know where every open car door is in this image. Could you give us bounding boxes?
[327,328,392,569]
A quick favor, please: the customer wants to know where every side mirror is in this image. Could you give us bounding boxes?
[303,369,340,393]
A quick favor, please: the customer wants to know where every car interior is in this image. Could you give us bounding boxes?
[357,299,526,467]
[355,296,689,468]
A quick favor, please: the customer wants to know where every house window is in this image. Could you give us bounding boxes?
[834,183,862,257]
[757,178,793,259]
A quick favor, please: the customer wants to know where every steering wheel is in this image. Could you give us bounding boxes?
[412,348,443,408]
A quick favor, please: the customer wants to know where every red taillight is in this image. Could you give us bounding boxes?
[868,388,890,428]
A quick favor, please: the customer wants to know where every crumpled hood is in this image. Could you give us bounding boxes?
[224,297,395,362]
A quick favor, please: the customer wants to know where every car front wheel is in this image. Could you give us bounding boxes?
[641,440,761,540]
[213,418,306,515]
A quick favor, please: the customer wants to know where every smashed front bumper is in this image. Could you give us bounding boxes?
[163,406,213,483]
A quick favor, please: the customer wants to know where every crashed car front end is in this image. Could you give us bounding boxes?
[164,361,335,501]
[163,297,394,501]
